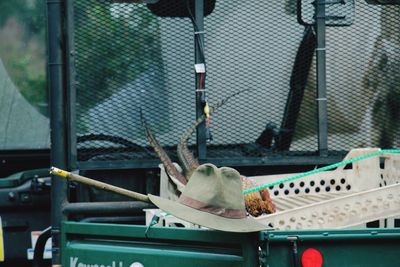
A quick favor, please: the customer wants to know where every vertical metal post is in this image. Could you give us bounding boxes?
[195,0,207,159]
[242,233,260,266]
[315,0,328,156]
[66,0,78,169]
[47,0,68,265]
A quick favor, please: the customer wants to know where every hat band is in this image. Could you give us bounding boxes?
[178,194,247,219]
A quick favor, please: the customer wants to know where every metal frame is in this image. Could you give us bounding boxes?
[315,0,329,156]
[75,154,344,170]
[195,0,207,159]
[47,0,68,265]
[66,0,78,171]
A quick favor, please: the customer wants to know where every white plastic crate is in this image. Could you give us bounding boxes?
[144,208,203,229]
[150,148,400,230]
[253,148,400,230]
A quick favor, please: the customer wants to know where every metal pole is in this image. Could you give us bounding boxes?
[51,167,150,202]
[47,0,68,265]
[315,0,328,156]
[195,0,207,159]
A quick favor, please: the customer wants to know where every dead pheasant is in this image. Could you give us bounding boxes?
[141,113,188,189]
[241,177,276,216]
[176,91,246,180]
[177,124,276,216]
[143,90,275,217]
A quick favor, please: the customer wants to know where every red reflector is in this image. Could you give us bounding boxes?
[301,248,323,267]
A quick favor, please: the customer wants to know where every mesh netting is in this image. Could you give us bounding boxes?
[70,0,400,166]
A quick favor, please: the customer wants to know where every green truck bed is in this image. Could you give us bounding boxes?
[62,222,400,267]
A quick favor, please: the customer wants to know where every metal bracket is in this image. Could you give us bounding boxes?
[258,238,270,267]
[298,0,355,26]
[288,236,301,267]
[365,0,400,4]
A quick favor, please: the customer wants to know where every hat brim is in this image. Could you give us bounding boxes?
[148,194,268,233]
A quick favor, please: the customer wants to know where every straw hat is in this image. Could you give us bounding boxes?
[148,163,267,232]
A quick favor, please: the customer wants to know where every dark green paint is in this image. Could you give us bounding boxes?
[62,222,258,267]
[62,222,400,267]
[260,229,400,267]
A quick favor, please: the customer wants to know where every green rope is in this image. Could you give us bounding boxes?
[243,149,400,195]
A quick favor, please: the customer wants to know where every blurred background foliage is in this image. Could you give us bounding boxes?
[0,0,47,116]
[74,0,163,113]
[0,0,163,117]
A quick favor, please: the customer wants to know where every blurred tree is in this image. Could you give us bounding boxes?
[74,0,164,112]
[0,0,47,116]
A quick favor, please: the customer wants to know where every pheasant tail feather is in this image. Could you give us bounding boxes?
[141,114,187,186]
[177,89,251,179]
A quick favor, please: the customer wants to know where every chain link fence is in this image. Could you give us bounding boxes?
[68,0,400,168]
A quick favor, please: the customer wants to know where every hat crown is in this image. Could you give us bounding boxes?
[148,163,267,232]
[178,164,246,216]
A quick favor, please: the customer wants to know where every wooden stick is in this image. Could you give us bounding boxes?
[50,167,150,203]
